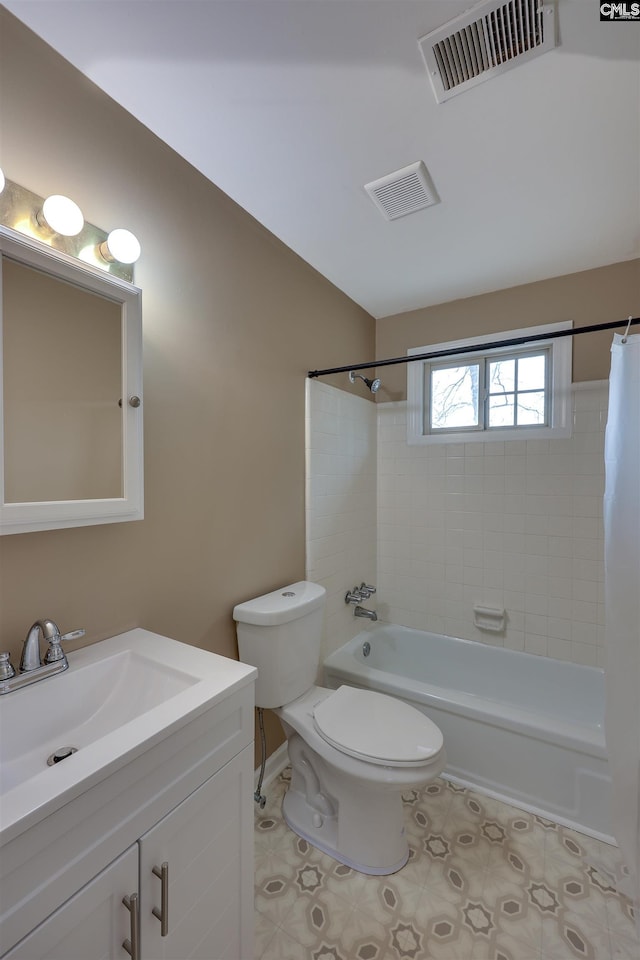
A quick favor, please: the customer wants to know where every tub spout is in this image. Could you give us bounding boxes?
[354,605,377,621]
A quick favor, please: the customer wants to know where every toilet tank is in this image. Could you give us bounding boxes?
[233,581,326,708]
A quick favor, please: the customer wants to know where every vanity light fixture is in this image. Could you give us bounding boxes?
[37,194,84,237]
[99,228,141,265]
[0,176,139,282]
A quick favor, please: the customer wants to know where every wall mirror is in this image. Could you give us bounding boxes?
[0,225,143,535]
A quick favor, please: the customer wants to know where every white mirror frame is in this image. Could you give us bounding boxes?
[0,225,143,535]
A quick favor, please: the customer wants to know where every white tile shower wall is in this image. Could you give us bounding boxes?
[377,382,608,667]
[305,380,377,662]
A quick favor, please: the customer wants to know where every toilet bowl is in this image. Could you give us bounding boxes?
[233,581,446,874]
[277,685,445,874]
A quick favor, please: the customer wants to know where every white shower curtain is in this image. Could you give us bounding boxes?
[604,332,640,919]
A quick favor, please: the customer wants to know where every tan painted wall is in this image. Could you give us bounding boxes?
[375,259,640,401]
[0,11,374,760]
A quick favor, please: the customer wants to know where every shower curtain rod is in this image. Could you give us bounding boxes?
[307,316,640,379]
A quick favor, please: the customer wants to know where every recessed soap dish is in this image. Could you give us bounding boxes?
[473,605,506,632]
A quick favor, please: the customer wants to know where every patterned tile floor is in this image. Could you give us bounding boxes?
[254,769,639,960]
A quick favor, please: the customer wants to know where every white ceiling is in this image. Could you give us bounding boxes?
[4,0,639,318]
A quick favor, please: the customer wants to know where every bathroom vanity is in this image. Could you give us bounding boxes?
[0,629,256,959]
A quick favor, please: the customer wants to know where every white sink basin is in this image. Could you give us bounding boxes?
[0,629,256,843]
[1,649,196,794]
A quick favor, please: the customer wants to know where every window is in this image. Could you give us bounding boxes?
[428,348,549,432]
[407,322,572,444]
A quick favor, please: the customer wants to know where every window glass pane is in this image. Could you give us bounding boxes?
[517,391,546,425]
[489,358,515,393]
[488,394,515,427]
[431,364,479,429]
[411,325,570,444]
[518,353,546,390]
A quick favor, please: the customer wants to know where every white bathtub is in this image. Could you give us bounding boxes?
[324,624,613,842]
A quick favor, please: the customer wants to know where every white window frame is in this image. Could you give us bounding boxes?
[407,321,573,445]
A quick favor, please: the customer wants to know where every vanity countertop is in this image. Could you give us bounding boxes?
[0,628,256,846]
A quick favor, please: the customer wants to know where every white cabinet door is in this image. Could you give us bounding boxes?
[139,745,254,960]
[3,845,138,960]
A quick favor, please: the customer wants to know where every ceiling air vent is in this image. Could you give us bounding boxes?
[419,0,557,104]
[364,161,440,222]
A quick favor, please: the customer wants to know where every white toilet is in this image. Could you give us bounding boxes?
[233,581,446,875]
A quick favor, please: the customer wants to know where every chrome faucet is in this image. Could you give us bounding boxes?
[345,582,378,621]
[354,605,378,621]
[20,618,66,672]
[0,619,85,695]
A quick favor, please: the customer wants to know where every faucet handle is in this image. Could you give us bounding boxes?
[43,628,85,665]
[43,627,84,665]
[359,582,376,598]
[43,636,66,664]
[0,652,16,680]
[345,589,362,605]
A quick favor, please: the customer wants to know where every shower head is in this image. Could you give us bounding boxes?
[348,371,381,393]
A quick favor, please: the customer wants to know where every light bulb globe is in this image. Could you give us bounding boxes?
[105,228,141,264]
[41,195,84,236]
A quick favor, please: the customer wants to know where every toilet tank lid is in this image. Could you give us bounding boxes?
[233,581,326,626]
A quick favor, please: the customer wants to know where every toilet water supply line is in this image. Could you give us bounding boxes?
[254,707,267,809]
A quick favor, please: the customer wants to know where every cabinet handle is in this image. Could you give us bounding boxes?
[152,861,169,937]
[122,892,140,959]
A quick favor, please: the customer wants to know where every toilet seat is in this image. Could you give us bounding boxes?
[313,685,443,767]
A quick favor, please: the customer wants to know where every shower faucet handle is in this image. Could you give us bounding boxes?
[345,588,363,605]
[346,584,376,604]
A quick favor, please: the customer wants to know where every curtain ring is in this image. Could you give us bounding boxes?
[621,316,632,343]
